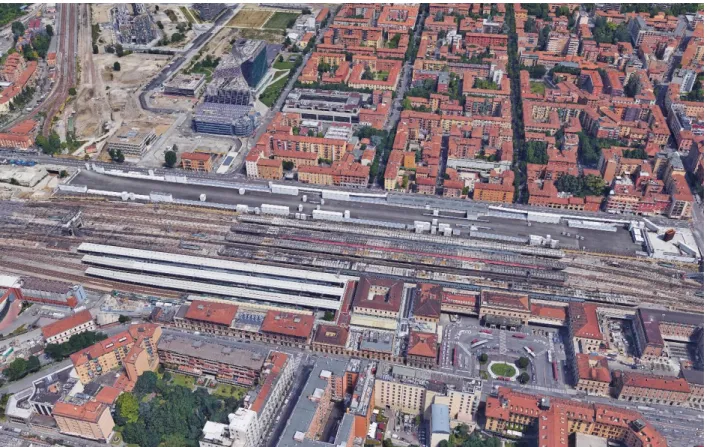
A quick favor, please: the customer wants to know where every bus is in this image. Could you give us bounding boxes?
[551,362,558,381]
[471,340,489,349]
[524,346,536,358]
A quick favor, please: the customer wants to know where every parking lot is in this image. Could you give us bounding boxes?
[440,317,567,389]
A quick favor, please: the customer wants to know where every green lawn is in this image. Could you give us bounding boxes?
[273,59,295,70]
[189,8,204,24]
[490,363,517,377]
[171,373,195,389]
[259,75,288,107]
[530,81,545,95]
[179,6,195,24]
[263,12,299,30]
[213,384,247,400]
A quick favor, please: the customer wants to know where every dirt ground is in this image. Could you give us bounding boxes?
[227,9,274,28]
[91,3,113,23]
[95,53,171,88]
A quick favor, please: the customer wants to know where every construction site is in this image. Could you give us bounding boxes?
[0,196,701,315]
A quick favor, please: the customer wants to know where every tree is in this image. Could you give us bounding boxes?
[517,356,530,369]
[92,44,98,54]
[45,24,53,36]
[157,20,164,30]
[479,353,488,364]
[115,149,125,163]
[45,332,108,361]
[115,43,124,57]
[59,170,68,178]
[113,61,121,71]
[282,160,294,171]
[624,73,641,98]
[116,393,139,424]
[68,87,76,96]
[118,314,132,323]
[323,311,335,321]
[164,150,177,168]
[528,64,546,79]
[155,5,159,11]
[583,174,606,196]
[11,21,24,38]
[3,358,28,381]
[134,371,159,394]
[105,45,114,54]
[518,372,530,384]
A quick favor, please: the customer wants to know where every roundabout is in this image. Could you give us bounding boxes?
[488,361,520,381]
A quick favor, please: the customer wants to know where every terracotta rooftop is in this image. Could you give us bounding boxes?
[53,400,108,423]
[251,351,289,414]
[568,302,604,341]
[486,387,668,447]
[41,309,93,340]
[260,310,314,339]
[313,324,349,347]
[575,353,611,383]
[184,300,238,326]
[94,386,121,405]
[407,331,437,358]
[622,372,690,393]
[181,152,211,161]
[480,290,530,312]
[352,276,404,314]
[413,283,442,319]
[530,304,567,322]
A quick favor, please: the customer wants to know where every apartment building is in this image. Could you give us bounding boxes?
[311,324,350,356]
[568,303,604,353]
[406,331,438,369]
[574,353,611,397]
[259,311,315,348]
[373,363,481,425]
[70,323,161,384]
[615,372,691,406]
[158,335,264,386]
[52,401,114,441]
[181,152,214,172]
[485,387,667,446]
[41,310,96,344]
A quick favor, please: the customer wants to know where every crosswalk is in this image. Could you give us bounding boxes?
[499,330,507,354]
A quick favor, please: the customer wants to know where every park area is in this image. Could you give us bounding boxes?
[490,362,517,377]
[264,12,299,30]
[227,9,273,29]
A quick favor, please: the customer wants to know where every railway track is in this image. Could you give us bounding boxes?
[42,3,77,136]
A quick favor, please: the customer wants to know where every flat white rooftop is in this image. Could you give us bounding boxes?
[77,243,355,285]
[81,254,345,297]
[85,268,342,310]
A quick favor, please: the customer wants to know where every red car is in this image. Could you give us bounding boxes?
[480,329,492,334]
[471,338,479,344]
[512,333,526,339]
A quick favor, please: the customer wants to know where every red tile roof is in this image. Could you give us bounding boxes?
[622,372,690,393]
[184,300,238,326]
[41,310,93,339]
[181,152,211,161]
[530,304,567,321]
[53,400,107,423]
[407,331,437,358]
[569,302,604,341]
[576,353,612,383]
[94,386,121,405]
[260,310,314,339]
[480,290,530,312]
[313,324,349,347]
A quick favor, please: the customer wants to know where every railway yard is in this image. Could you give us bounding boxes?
[0,197,701,314]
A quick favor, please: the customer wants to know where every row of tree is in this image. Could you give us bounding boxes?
[44,331,108,361]
[3,355,40,382]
